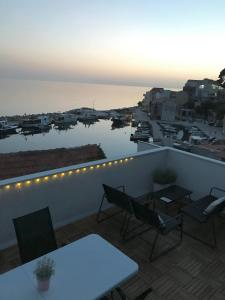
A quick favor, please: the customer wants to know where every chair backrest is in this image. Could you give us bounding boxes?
[13,207,57,264]
[102,184,134,214]
[132,200,162,229]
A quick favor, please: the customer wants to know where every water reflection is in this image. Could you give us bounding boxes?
[0,120,137,158]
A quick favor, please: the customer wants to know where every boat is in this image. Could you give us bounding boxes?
[54,113,77,126]
[20,116,51,129]
[130,130,150,142]
[0,120,18,135]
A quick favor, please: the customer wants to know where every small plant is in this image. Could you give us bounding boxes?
[153,168,177,185]
[34,256,55,280]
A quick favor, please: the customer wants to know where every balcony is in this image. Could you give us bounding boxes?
[1,147,225,299]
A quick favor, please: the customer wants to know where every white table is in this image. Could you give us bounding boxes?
[0,234,138,300]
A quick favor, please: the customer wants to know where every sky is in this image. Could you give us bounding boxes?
[0,0,225,89]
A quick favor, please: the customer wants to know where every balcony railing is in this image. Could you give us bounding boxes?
[1,146,225,250]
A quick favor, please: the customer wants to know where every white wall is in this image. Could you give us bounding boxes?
[167,148,225,199]
[0,149,167,250]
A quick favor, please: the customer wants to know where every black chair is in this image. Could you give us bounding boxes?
[13,207,57,264]
[97,184,135,236]
[181,187,225,248]
[131,200,183,261]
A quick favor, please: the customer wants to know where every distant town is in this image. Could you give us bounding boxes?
[138,68,225,161]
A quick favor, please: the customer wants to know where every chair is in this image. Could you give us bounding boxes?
[96,184,134,236]
[13,207,57,264]
[181,187,225,248]
[131,200,183,261]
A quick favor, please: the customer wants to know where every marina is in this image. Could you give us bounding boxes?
[0,118,138,159]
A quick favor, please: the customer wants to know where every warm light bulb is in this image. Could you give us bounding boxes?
[125,158,128,162]
[53,174,58,179]
[90,166,94,170]
[16,182,22,188]
[5,185,10,190]
[36,178,40,183]
[82,168,87,172]
[44,176,49,181]
[130,157,134,160]
[102,163,106,167]
[120,160,123,163]
[76,169,80,173]
[114,161,118,164]
[61,173,65,177]
[26,180,31,185]
[108,162,112,166]
[96,165,100,169]
[68,171,73,175]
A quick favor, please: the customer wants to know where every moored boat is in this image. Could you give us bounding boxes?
[20,115,51,129]
[0,120,18,135]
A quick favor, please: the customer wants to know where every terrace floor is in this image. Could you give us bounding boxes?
[1,206,225,299]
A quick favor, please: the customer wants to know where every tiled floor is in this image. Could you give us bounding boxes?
[1,208,225,299]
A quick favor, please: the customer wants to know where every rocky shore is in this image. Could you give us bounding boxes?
[0,144,105,180]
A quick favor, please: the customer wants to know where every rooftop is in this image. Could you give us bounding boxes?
[1,206,225,299]
[1,146,225,299]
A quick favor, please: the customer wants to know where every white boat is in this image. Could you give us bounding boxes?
[0,120,18,134]
[130,130,150,141]
[54,113,77,126]
[20,116,51,129]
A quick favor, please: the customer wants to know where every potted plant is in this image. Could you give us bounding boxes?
[152,168,177,192]
[34,256,55,292]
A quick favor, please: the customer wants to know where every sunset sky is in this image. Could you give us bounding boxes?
[0,0,224,88]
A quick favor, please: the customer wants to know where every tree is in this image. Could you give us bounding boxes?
[217,68,225,88]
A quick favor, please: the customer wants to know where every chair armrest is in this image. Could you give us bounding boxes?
[210,187,225,196]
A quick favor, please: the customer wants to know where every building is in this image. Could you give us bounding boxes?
[142,88,188,121]
[183,79,224,104]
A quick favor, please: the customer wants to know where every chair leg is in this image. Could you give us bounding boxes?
[212,219,217,248]
[96,194,106,223]
[121,215,131,240]
[120,212,129,235]
[149,231,159,261]
[183,218,217,249]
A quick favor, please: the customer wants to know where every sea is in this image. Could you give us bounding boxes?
[0,78,149,158]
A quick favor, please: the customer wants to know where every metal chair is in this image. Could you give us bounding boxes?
[131,200,183,261]
[181,187,225,248]
[13,207,57,264]
[96,184,135,236]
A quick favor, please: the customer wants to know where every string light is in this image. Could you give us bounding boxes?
[2,157,134,191]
